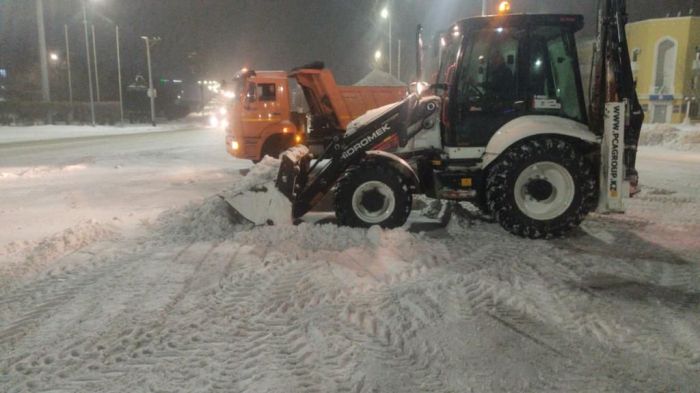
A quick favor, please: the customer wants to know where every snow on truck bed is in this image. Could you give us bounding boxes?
[1,125,700,392]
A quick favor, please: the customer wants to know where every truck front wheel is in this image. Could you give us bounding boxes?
[255,135,294,163]
[334,163,412,229]
[486,137,596,239]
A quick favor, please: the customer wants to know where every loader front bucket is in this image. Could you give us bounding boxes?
[220,146,314,226]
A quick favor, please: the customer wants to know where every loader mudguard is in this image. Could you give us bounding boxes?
[364,150,421,192]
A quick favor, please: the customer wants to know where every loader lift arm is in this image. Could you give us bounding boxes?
[276,94,440,219]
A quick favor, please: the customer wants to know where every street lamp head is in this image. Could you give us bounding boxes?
[49,52,59,62]
[374,50,382,61]
[380,7,389,19]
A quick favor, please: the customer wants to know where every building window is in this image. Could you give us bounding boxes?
[654,38,677,94]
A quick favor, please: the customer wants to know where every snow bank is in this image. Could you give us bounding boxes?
[639,123,700,151]
[0,162,90,181]
[0,123,194,145]
[354,69,407,87]
[0,220,115,288]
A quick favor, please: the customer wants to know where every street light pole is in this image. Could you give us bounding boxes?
[482,0,488,16]
[116,25,124,125]
[36,0,51,123]
[64,25,73,106]
[82,1,96,126]
[381,6,392,76]
[389,12,392,76]
[142,36,159,127]
[92,24,101,102]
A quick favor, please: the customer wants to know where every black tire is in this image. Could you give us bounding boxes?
[486,137,596,239]
[334,162,413,229]
[261,135,293,161]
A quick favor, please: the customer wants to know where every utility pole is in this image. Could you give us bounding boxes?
[142,36,160,127]
[36,0,51,123]
[116,25,124,125]
[92,24,101,102]
[82,1,96,126]
[64,25,73,106]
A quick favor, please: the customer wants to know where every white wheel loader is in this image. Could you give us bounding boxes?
[227,0,644,239]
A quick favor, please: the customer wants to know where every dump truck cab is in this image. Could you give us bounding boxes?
[227,70,305,161]
[226,64,407,162]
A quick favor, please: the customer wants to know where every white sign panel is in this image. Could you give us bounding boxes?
[599,102,626,213]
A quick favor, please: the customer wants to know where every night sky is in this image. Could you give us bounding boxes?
[0,0,697,100]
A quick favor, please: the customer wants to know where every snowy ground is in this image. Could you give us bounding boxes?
[1,123,699,392]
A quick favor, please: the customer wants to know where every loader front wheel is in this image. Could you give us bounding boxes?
[334,163,412,229]
[486,137,596,239]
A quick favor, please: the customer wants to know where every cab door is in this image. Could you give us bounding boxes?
[240,80,285,135]
[446,26,528,147]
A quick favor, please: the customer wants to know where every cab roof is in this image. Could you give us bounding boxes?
[454,13,584,33]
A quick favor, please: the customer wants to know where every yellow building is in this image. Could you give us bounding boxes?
[626,16,700,124]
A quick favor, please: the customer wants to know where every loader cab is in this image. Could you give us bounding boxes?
[437,14,588,148]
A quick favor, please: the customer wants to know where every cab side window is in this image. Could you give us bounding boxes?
[257,83,276,102]
[528,27,584,122]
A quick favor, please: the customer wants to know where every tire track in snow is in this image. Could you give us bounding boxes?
[0,240,221,393]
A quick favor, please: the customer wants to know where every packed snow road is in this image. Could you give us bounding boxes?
[1,125,699,392]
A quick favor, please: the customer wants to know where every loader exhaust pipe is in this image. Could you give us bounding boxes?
[416,24,424,82]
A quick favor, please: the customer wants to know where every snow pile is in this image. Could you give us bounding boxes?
[639,123,700,151]
[154,195,253,243]
[355,69,407,87]
[0,220,115,288]
[234,222,451,285]
[346,101,403,136]
[155,157,292,242]
[219,156,293,226]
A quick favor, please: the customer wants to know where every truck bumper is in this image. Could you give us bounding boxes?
[226,133,262,161]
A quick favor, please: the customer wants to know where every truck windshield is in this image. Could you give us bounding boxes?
[233,77,246,101]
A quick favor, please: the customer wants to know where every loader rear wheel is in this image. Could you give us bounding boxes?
[486,137,596,239]
[334,163,412,229]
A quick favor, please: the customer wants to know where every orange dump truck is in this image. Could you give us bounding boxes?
[226,63,407,162]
